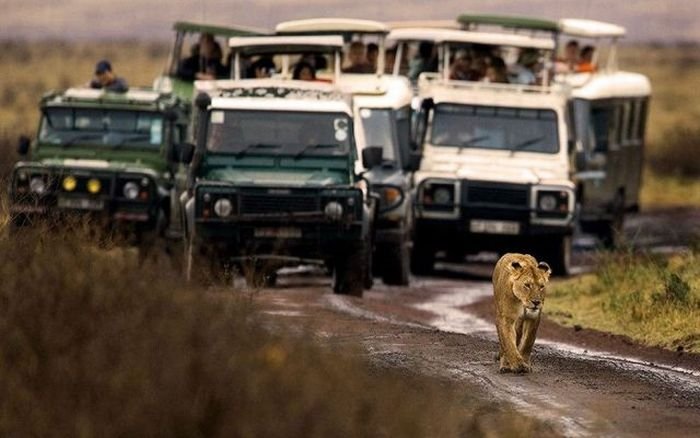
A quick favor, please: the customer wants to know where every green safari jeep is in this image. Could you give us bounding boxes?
[181,84,378,296]
[9,87,191,243]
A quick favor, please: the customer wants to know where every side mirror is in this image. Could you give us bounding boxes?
[407,151,422,171]
[170,142,195,164]
[195,92,211,110]
[575,151,587,170]
[18,135,30,156]
[362,146,384,169]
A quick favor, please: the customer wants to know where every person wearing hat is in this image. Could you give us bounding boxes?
[89,60,128,92]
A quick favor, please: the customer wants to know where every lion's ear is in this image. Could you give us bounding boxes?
[511,261,522,270]
[537,261,552,275]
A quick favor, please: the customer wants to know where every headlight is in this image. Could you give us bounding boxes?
[324,201,344,221]
[123,181,140,199]
[535,190,570,216]
[17,171,28,182]
[87,178,101,194]
[62,176,77,192]
[538,194,558,211]
[433,187,452,204]
[29,177,46,195]
[214,198,233,217]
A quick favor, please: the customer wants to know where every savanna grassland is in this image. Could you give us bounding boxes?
[0,41,561,437]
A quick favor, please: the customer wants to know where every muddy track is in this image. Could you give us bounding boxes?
[250,209,700,437]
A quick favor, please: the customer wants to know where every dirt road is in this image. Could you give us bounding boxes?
[248,209,700,437]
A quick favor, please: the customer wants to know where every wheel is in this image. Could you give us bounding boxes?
[410,237,435,276]
[185,237,227,285]
[599,193,626,249]
[333,241,367,297]
[538,235,572,276]
[380,239,410,286]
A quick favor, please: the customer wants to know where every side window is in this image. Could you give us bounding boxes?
[395,106,412,153]
[590,105,614,153]
[619,100,632,145]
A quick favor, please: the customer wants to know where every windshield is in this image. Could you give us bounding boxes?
[431,104,559,154]
[359,108,396,161]
[39,108,164,148]
[206,110,353,157]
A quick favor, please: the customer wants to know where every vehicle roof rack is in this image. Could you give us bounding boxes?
[275,18,389,36]
[388,27,554,49]
[457,14,559,33]
[173,21,268,37]
[60,87,165,104]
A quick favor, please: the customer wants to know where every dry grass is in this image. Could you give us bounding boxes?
[0,225,557,437]
[547,248,700,353]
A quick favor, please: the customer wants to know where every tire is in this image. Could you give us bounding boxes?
[380,239,410,286]
[539,235,572,276]
[333,242,367,297]
[599,193,626,249]
[410,237,435,276]
[185,238,227,286]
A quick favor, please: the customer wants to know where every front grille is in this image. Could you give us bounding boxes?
[239,194,320,215]
[465,183,528,207]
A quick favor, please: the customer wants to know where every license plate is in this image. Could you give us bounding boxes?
[469,219,520,235]
[57,197,104,211]
[254,227,302,239]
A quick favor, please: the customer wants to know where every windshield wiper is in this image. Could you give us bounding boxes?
[62,133,104,148]
[113,134,151,148]
[234,143,281,158]
[457,135,490,154]
[293,143,337,160]
[510,136,545,155]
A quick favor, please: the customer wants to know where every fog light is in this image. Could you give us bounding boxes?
[324,201,343,221]
[30,177,46,195]
[123,181,140,199]
[87,178,101,194]
[214,198,233,217]
[62,176,77,192]
[538,194,557,211]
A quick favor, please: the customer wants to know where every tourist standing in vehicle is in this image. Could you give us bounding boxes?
[366,43,379,71]
[556,39,579,73]
[449,50,471,81]
[511,49,539,85]
[408,41,436,81]
[293,61,316,81]
[576,45,596,73]
[89,60,128,92]
[343,42,373,73]
[485,57,509,83]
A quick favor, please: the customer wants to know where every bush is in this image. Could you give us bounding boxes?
[0,228,554,437]
[648,124,700,177]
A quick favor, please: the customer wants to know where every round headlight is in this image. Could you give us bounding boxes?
[433,187,452,204]
[87,178,101,194]
[214,198,233,217]
[17,171,28,181]
[324,201,344,221]
[29,177,46,195]
[62,175,77,192]
[538,194,557,211]
[123,181,140,199]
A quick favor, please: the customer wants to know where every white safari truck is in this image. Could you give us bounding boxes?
[276,18,419,285]
[393,16,650,275]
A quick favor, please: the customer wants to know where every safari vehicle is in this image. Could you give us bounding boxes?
[154,21,267,99]
[9,87,191,243]
[180,35,378,296]
[397,26,577,275]
[276,18,419,285]
[404,17,650,275]
[456,15,651,247]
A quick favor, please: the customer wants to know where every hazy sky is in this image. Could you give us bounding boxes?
[2,0,698,42]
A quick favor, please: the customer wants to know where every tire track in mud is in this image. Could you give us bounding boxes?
[321,279,700,437]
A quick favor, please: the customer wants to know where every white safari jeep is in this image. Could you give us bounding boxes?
[397,28,576,274]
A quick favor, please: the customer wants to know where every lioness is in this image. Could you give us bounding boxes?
[493,253,551,373]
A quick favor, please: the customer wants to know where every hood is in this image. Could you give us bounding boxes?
[421,151,570,185]
[34,145,166,174]
[204,167,349,187]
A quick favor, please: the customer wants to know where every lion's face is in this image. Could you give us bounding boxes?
[510,259,551,315]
